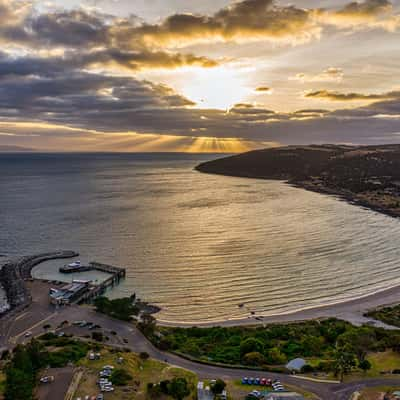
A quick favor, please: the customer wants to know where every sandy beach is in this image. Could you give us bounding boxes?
[157,284,400,329]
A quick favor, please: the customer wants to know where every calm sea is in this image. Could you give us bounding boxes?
[1,152,400,323]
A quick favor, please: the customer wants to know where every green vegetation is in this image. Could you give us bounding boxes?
[4,340,47,400]
[147,378,191,400]
[77,349,196,400]
[155,319,400,377]
[2,334,91,400]
[37,333,90,367]
[110,369,133,386]
[211,379,226,395]
[94,296,139,321]
[366,304,400,328]
[0,371,6,398]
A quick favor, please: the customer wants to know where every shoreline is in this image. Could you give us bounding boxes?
[195,167,400,222]
[157,282,400,329]
[290,180,400,220]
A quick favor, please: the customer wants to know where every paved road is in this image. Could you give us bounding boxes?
[3,303,400,400]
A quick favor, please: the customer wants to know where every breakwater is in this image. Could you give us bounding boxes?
[0,251,78,315]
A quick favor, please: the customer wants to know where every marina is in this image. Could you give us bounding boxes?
[0,251,126,314]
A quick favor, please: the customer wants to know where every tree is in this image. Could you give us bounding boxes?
[240,338,264,358]
[359,359,371,374]
[5,368,34,400]
[167,377,190,400]
[211,379,226,395]
[110,369,133,386]
[243,352,266,366]
[267,347,287,365]
[333,348,356,382]
[91,331,103,342]
[337,327,375,362]
[139,352,149,361]
[138,313,156,336]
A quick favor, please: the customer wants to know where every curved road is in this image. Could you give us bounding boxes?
[3,302,400,400]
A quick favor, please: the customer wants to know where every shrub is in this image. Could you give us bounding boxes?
[110,369,133,386]
[240,338,264,358]
[300,364,315,373]
[211,379,226,395]
[91,331,103,342]
[243,352,266,366]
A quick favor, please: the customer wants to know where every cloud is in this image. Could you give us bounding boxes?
[1,50,400,149]
[305,89,400,101]
[335,0,392,19]
[255,86,272,93]
[0,2,220,71]
[291,67,344,83]
[317,0,400,30]
[0,0,400,151]
[127,0,320,46]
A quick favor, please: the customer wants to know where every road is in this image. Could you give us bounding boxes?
[3,302,400,400]
[1,280,400,400]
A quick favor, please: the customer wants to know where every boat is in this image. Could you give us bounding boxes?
[59,261,91,273]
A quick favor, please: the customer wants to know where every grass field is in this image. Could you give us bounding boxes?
[74,349,197,400]
[367,351,400,376]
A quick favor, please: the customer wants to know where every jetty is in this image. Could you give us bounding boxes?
[0,251,127,314]
[56,261,126,304]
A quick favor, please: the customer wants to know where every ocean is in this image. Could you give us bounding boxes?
[1,152,400,324]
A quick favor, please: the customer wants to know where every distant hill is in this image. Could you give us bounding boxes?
[196,144,400,218]
[0,145,36,152]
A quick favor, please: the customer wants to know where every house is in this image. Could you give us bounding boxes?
[49,280,90,305]
[286,358,306,372]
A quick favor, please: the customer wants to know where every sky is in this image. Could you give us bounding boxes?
[0,0,399,152]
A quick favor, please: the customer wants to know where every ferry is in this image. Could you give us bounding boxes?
[59,261,91,273]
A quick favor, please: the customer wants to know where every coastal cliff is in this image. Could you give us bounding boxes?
[196,144,400,218]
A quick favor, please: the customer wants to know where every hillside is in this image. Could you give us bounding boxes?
[196,144,400,218]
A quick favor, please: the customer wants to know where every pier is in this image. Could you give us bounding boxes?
[75,262,126,304]
[1,251,126,314]
[54,261,126,304]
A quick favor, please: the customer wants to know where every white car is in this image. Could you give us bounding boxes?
[24,331,32,337]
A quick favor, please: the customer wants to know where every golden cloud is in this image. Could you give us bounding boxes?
[305,89,399,101]
[291,67,344,83]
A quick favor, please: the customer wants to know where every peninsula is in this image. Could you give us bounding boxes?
[196,144,400,219]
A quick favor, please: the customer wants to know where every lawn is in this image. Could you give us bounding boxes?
[367,351,400,376]
[75,349,197,400]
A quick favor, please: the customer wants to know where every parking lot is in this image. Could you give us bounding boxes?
[36,367,75,400]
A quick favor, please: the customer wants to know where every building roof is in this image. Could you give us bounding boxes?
[286,358,306,371]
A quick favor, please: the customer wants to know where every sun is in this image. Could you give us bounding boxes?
[178,65,251,110]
